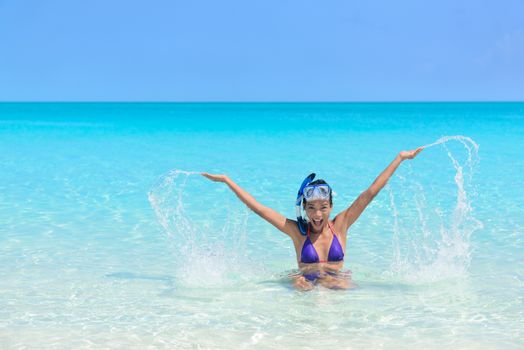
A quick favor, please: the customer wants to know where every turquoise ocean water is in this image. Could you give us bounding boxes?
[1,102,523,349]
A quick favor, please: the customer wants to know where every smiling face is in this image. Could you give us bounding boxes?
[304,199,333,233]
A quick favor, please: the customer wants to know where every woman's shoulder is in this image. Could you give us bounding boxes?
[331,217,348,236]
[285,218,307,241]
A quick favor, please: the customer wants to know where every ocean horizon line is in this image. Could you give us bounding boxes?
[1,100,523,104]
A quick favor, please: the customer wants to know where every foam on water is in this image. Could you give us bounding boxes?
[387,135,483,283]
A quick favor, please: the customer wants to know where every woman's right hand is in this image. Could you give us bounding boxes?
[399,147,423,161]
[201,172,228,183]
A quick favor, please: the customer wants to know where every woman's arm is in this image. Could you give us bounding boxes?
[335,147,423,232]
[201,173,299,237]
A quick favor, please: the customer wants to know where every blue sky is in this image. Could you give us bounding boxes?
[0,0,523,101]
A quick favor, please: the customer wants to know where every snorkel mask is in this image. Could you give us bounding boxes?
[296,174,334,235]
[303,184,332,201]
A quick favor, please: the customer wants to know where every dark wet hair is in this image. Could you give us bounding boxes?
[302,179,333,206]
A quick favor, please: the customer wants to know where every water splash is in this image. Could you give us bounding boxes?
[388,135,483,283]
[148,170,257,288]
[148,169,200,241]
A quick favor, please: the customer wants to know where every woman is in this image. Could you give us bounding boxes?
[202,147,423,291]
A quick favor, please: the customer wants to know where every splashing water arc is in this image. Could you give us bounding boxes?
[148,170,255,288]
[388,135,483,283]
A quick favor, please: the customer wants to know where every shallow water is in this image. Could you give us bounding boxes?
[1,102,523,349]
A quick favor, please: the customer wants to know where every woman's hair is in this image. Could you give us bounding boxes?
[302,179,333,206]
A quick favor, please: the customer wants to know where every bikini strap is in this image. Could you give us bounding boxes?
[306,222,310,238]
[327,222,335,236]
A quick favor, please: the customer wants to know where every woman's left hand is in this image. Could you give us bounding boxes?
[399,147,423,160]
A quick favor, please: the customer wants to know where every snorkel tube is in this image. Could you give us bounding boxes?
[295,173,316,235]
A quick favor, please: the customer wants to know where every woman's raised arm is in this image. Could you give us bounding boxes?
[201,173,299,237]
[335,147,423,232]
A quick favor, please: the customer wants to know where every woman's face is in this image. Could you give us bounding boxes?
[304,199,332,232]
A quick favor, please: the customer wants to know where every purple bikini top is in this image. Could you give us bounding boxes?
[300,222,344,264]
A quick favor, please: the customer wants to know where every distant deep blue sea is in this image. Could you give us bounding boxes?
[1,102,523,349]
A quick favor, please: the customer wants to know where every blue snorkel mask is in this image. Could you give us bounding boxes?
[296,174,333,235]
[295,173,316,235]
[303,184,332,202]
